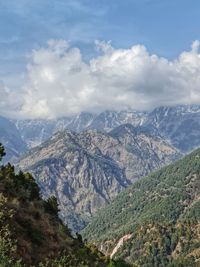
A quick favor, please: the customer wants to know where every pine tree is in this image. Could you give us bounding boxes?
[0,143,5,162]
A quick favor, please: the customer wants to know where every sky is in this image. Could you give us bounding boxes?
[1,0,200,118]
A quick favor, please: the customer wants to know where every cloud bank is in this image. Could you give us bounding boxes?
[2,39,200,118]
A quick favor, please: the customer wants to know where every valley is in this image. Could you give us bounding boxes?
[0,105,200,266]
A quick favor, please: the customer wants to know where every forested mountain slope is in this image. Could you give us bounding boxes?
[82,147,200,266]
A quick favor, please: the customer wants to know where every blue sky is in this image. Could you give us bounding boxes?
[1,0,200,118]
[1,0,200,78]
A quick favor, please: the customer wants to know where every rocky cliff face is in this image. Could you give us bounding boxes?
[15,113,95,148]
[88,110,147,132]
[144,105,200,153]
[18,125,180,232]
[0,116,27,162]
[2,104,200,161]
[15,111,146,149]
[14,105,200,154]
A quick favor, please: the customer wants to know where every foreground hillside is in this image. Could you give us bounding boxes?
[82,147,200,266]
[0,144,124,267]
[18,125,179,231]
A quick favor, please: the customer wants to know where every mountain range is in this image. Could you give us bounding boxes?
[17,124,179,232]
[143,105,200,153]
[1,105,200,162]
[0,116,27,163]
[0,105,200,266]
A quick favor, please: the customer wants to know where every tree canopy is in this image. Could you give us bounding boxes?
[0,143,5,161]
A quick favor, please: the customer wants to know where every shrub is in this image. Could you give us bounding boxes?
[44,196,60,216]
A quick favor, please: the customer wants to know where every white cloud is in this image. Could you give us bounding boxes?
[2,39,200,118]
[0,82,22,118]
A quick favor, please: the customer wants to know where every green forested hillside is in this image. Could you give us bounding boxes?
[0,143,126,267]
[82,148,200,266]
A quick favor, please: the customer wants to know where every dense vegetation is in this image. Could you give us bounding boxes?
[82,147,200,266]
[0,143,127,267]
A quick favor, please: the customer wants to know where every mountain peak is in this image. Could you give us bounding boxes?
[18,126,180,232]
[109,123,137,138]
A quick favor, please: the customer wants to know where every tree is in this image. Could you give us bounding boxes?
[0,144,5,162]
[44,196,60,216]
[76,232,83,243]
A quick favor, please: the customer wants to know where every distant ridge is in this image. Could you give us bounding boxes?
[1,105,200,161]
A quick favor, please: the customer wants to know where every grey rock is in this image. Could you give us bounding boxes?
[144,105,200,153]
[0,116,27,162]
[18,126,180,232]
